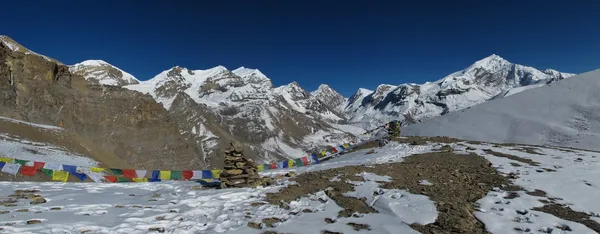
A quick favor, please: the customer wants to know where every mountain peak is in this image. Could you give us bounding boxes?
[232,66,269,81]
[469,54,511,70]
[311,84,346,111]
[70,59,139,86]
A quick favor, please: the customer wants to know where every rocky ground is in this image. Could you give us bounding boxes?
[1,136,600,233]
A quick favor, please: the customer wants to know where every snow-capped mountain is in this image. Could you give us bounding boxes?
[404,69,600,151]
[311,84,347,112]
[125,65,360,165]
[343,54,577,128]
[69,60,140,86]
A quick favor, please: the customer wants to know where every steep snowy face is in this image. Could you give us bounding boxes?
[344,54,577,128]
[69,60,140,86]
[311,84,347,111]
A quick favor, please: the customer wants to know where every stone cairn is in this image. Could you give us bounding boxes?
[219,142,264,188]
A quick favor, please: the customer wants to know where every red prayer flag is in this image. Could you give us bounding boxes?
[301,157,309,166]
[182,170,193,180]
[270,162,277,169]
[20,166,37,176]
[33,162,45,170]
[104,176,117,183]
[330,147,338,153]
[122,169,137,178]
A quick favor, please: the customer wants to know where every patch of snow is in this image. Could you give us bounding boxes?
[0,116,62,131]
[419,180,433,186]
[404,69,600,152]
[261,137,307,159]
[0,133,98,167]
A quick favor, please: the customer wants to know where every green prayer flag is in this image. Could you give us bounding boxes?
[117,176,131,183]
[41,168,53,177]
[14,159,29,165]
[170,171,182,180]
[110,168,124,176]
[295,158,304,167]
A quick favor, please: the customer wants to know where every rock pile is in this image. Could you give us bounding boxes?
[219,142,264,188]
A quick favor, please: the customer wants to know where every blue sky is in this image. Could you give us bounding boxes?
[1,1,598,96]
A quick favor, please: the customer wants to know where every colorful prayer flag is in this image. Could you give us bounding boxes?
[311,154,320,164]
[191,171,203,179]
[14,159,29,166]
[282,160,288,168]
[0,157,13,163]
[149,170,161,182]
[295,158,304,167]
[1,163,20,175]
[202,170,213,179]
[211,169,221,179]
[133,178,148,182]
[122,169,137,178]
[110,168,124,176]
[52,171,69,182]
[20,166,37,176]
[270,163,277,169]
[62,165,87,181]
[170,171,182,180]
[43,162,62,171]
[104,176,117,183]
[288,159,295,167]
[33,162,45,170]
[330,147,338,153]
[135,170,147,178]
[257,164,264,172]
[182,170,193,180]
[117,177,131,183]
[159,170,171,180]
[0,162,5,170]
[90,167,105,173]
[41,168,53,177]
[301,157,309,166]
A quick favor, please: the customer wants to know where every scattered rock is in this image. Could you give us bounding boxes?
[525,189,547,197]
[324,218,336,223]
[16,209,29,212]
[247,222,262,229]
[30,197,47,205]
[251,202,267,207]
[148,199,158,201]
[114,205,125,208]
[152,193,161,197]
[347,222,370,231]
[262,217,281,228]
[148,227,166,233]
[155,216,167,221]
[285,172,297,177]
[366,149,376,154]
[321,231,342,234]
[0,211,9,214]
[129,194,136,196]
[132,205,143,208]
[26,220,42,225]
[50,207,62,211]
[302,209,313,213]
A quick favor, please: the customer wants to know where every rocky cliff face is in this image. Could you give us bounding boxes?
[342,54,577,129]
[0,36,203,170]
[311,84,347,112]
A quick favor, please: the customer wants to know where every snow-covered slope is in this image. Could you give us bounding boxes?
[311,84,347,112]
[404,69,600,151]
[125,65,361,163]
[69,60,140,86]
[344,54,576,129]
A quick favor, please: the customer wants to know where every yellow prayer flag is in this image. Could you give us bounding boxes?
[90,167,105,173]
[133,178,148,182]
[211,169,221,178]
[288,159,295,167]
[0,157,13,163]
[52,171,69,182]
[321,150,327,156]
[160,170,171,180]
[257,164,264,172]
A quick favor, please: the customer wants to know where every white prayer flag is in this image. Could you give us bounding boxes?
[43,162,62,171]
[1,163,21,175]
[135,170,147,178]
